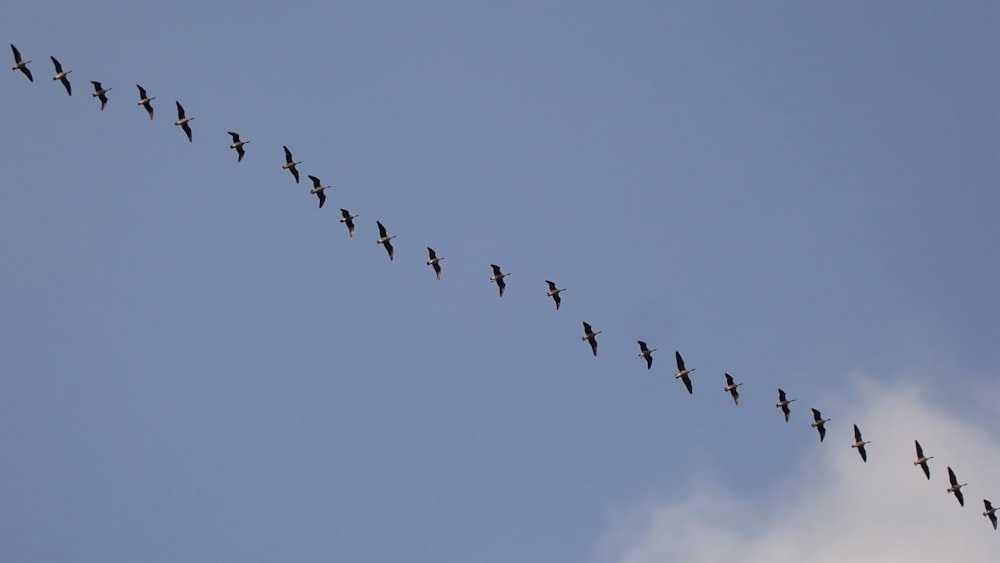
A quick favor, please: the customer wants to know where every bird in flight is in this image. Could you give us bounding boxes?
[810,408,830,442]
[490,264,510,297]
[50,55,72,95]
[776,388,795,422]
[10,44,33,81]
[282,145,301,183]
[339,208,358,237]
[228,132,249,162]
[723,373,742,405]
[674,351,695,394]
[90,81,111,110]
[174,101,194,142]
[307,175,330,208]
[426,247,444,279]
[136,84,155,119]
[637,340,656,369]
[581,322,601,356]
[913,440,933,480]
[946,466,967,507]
[376,221,396,260]
[850,424,871,462]
[544,280,565,310]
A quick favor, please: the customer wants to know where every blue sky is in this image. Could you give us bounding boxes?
[2,2,998,561]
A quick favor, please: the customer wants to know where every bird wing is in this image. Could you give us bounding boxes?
[921,462,930,480]
[956,489,964,506]
[61,76,71,95]
[589,337,598,356]
[778,388,787,402]
[497,278,505,296]
[781,404,791,420]
[290,167,300,183]
[854,425,862,442]
[859,445,867,462]
[812,408,822,421]
[427,247,437,259]
[583,322,592,333]
[644,354,652,369]
[985,500,994,511]
[283,145,293,162]
[377,221,388,237]
[546,280,556,291]
[137,84,147,98]
[341,208,351,219]
[818,424,826,442]
[675,351,685,371]
[11,44,21,61]
[432,262,441,278]
[236,146,245,161]
[228,131,240,142]
[384,240,394,260]
[682,374,693,394]
[50,55,62,72]
[638,341,648,352]
[948,467,958,486]
[21,65,32,81]
[915,440,924,458]
[725,373,734,386]
[91,80,101,90]
[316,190,326,208]
[308,175,321,188]
[175,101,185,118]
[553,293,561,309]
[491,264,501,276]
[182,122,192,141]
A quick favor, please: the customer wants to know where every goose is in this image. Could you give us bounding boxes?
[810,408,830,442]
[228,132,249,162]
[851,424,871,462]
[545,280,565,310]
[723,373,742,405]
[90,81,111,110]
[637,341,656,369]
[339,208,358,237]
[10,44,32,81]
[282,145,301,183]
[913,440,933,480]
[426,247,443,279]
[174,101,194,142]
[984,499,998,530]
[776,388,795,422]
[136,84,155,119]
[674,351,695,394]
[489,264,509,297]
[581,322,601,356]
[307,175,330,208]
[50,55,71,95]
[946,467,967,506]
[375,221,396,260]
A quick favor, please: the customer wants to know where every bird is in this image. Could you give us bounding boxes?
[136,84,155,119]
[228,132,249,162]
[426,247,443,279]
[581,322,601,356]
[50,55,71,95]
[174,101,194,142]
[544,280,565,310]
[489,264,510,297]
[851,424,871,462]
[983,499,998,530]
[776,388,795,422]
[637,341,656,369]
[375,221,396,260]
[723,373,742,405]
[339,208,358,237]
[307,175,330,208]
[946,467,967,506]
[674,351,695,394]
[90,81,111,110]
[913,440,933,480]
[282,145,301,183]
[10,44,32,81]
[810,408,830,442]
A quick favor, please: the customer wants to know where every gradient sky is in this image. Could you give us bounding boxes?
[2,2,998,562]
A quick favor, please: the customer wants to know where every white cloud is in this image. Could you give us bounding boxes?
[595,378,1000,563]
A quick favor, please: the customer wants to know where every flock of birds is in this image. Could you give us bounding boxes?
[9,42,999,534]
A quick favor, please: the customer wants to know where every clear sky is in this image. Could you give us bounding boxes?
[2,2,998,562]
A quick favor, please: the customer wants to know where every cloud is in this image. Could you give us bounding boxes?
[595,377,1000,563]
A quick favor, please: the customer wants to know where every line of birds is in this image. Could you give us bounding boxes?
[8,42,998,533]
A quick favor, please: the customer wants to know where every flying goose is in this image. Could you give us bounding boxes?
[136,84,155,119]
[723,373,742,405]
[946,467,967,506]
[174,101,194,142]
[50,55,71,95]
[674,351,695,394]
[339,208,358,237]
[810,408,830,442]
[426,247,443,279]
[376,221,395,260]
[581,322,601,356]
[228,132,249,162]
[90,81,111,110]
[637,341,656,369]
[282,145,301,183]
[489,264,509,297]
[10,44,32,81]
[776,388,796,422]
[984,499,998,530]
[913,440,933,480]
[307,175,330,208]
[851,424,871,462]
[545,280,565,310]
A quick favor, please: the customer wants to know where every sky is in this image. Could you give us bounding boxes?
[1,2,998,562]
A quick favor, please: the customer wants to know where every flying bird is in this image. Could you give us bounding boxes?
[723,373,742,405]
[851,424,871,462]
[637,341,656,370]
[136,84,155,119]
[489,264,509,297]
[674,351,695,394]
[50,55,71,95]
[376,221,396,260]
[307,175,330,208]
[282,145,301,183]
[544,280,565,310]
[810,408,830,442]
[946,466,967,506]
[339,208,358,237]
[581,322,601,357]
[228,132,249,162]
[10,44,32,81]
[983,499,998,530]
[174,101,194,142]
[426,247,443,279]
[776,388,796,422]
[913,440,933,480]
[90,81,111,110]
